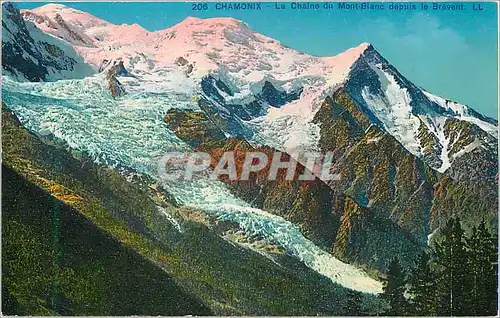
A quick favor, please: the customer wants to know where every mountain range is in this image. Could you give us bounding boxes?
[2,2,498,316]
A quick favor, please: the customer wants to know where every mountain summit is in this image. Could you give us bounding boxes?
[344,43,497,174]
[2,2,93,81]
[21,4,368,81]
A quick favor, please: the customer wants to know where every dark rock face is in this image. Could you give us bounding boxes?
[197,96,253,139]
[107,60,130,77]
[21,9,94,47]
[2,3,88,81]
[2,3,50,81]
[447,147,497,186]
[200,75,303,122]
[21,10,57,27]
[175,56,194,76]
[201,76,234,103]
[105,61,130,97]
[196,75,304,140]
[312,88,497,269]
[430,175,498,232]
[258,81,303,107]
[1,42,46,82]
[312,91,369,163]
[442,117,498,186]
[315,91,438,239]
[332,196,422,271]
[52,13,92,46]
[106,75,125,97]
[164,109,226,147]
[98,59,113,72]
[175,56,189,66]
[185,64,194,76]
[416,120,444,168]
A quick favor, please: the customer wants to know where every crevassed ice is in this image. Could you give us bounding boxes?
[2,75,382,294]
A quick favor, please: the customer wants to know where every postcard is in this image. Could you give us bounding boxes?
[1,1,498,316]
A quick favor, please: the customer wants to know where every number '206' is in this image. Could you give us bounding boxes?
[192,3,208,10]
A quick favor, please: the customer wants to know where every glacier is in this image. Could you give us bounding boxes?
[1,75,382,294]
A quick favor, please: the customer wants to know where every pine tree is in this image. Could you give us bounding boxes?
[345,289,363,315]
[380,257,408,315]
[465,219,498,315]
[434,217,470,316]
[407,251,437,316]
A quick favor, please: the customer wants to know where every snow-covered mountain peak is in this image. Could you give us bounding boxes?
[24,3,108,29]
[19,4,367,85]
[30,3,72,11]
[343,39,497,173]
[2,2,94,81]
[21,4,150,48]
[322,42,373,85]
[348,42,372,55]
[176,16,245,28]
[17,5,381,125]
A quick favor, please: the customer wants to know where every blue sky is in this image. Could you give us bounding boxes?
[18,2,498,118]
